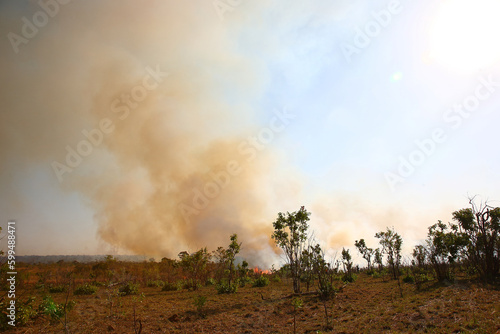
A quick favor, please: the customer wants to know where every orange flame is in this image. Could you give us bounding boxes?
[253,267,270,275]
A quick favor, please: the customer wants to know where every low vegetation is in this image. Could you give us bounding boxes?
[0,197,498,333]
[73,283,98,296]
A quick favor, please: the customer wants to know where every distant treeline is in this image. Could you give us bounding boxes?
[15,254,147,264]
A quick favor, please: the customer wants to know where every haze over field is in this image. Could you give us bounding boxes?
[1,0,500,267]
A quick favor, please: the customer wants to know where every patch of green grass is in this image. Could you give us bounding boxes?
[74,283,98,295]
[119,282,140,296]
[146,280,164,288]
[162,281,182,291]
[252,275,269,287]
[48,284,67,293]
[403,274,415,284]
[216,281,238,294]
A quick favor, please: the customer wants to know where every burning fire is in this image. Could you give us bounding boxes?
[253,267,270,275]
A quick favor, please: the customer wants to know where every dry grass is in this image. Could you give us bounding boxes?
[3,269,500,333]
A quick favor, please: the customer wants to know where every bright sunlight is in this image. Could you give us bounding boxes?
[428,0,500,74]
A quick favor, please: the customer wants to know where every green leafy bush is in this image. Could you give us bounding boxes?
[91,281,107,287]
[35,282,45,290]
[416,273,432,282]
[216,281,238,294]
[238,276,253,287]
[74,283,98,295]
[318,283,337,300]
[342,273,357,283]
[48,285,66,293]
[119,282,139,296]
[182,279,202,291]
[252,275,270,287]
[162,281,182,291]
[146,280,164,288]
[403,274,415,284]
[39,295,75,321]
[17,297,38,326]
[193,295,207,317]
[205,278,216,286]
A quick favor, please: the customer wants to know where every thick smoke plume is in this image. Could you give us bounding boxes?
[1,1,442,266]
[0,1,302,265]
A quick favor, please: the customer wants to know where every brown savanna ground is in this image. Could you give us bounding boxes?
[1,262,500,334]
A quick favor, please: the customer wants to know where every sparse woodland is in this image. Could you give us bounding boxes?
[1,197,499,333]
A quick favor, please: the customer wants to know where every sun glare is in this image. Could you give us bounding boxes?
[428,0,500,74]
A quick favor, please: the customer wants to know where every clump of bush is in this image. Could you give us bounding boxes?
[416,273,432,283]
[119,282,139,296]
[74,283,98,295]
[252,275,269,287]
[183,279,202,291]
[146,280,164,288]
[216,281,238,294]
[39,295,75,321]
[193,295,207,318]
[238,276,253,287]
[205,278,216,286]
[318,283,337,300]
[48,285,66,293]
[341,273,357,283]
[91,281,107,287]
[162,281,182,291]
[272,275,282,283]
[371,269,389,279]
[403,274,415,284]
[35,282,45,290]
[17,297,38,326]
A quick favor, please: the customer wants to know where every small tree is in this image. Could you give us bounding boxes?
[452,197,500,282]
[225,234,241,287]
[308,245,336,331]
[178,248,210,290]
[159,257,177,282]
[411,245,429,290]
[375,227,403,280]
[271,206,311,293]
[193,295,207,318]
[291,297,303,334]
[300,247,314,292]
[412,245,427,269]
[237,260,249,279]
[213,234,241,294]
[212,246,227,283]
[309,244,336,300]
[374,248,383,272]
[341,248,354,282]
[426,221,466,282]
[354,239,374,271]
